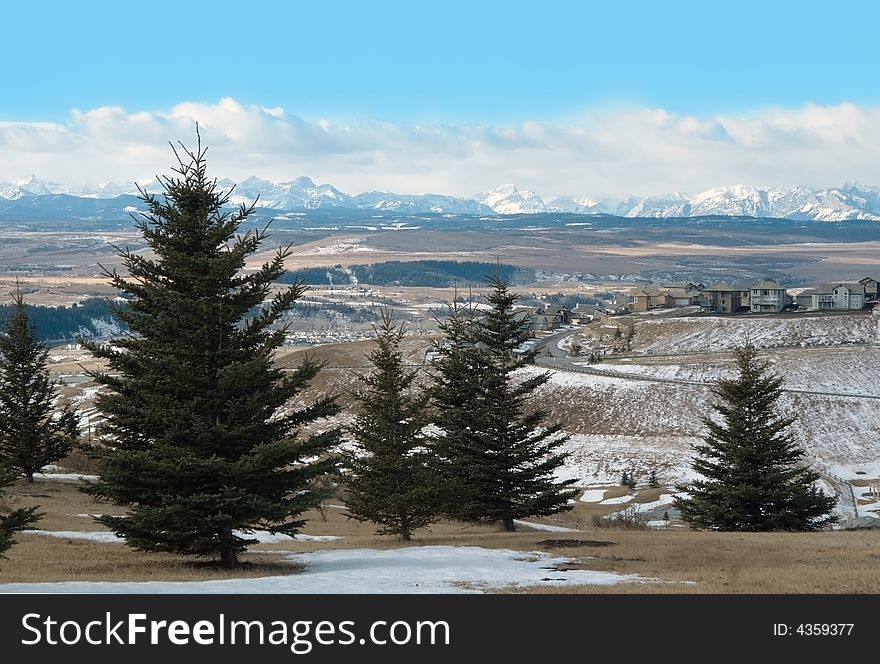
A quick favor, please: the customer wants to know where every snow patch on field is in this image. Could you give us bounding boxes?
[579,489,607,503]
[0,546,652,594]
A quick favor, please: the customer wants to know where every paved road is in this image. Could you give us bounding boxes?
[532,330,880,400]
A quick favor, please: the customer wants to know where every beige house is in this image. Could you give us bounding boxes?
[750,279,789,313]
[810,282,866,310]
[631,287,669,312]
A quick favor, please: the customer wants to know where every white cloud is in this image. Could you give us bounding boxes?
[1,99,879,199]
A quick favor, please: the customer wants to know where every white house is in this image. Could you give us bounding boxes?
[811,282,866,310]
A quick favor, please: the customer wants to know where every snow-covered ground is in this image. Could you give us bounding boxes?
[635,311,880,354]
[28,530,341,543]
[0,546,652,594]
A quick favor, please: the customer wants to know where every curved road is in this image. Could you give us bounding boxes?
[531,330,880,401]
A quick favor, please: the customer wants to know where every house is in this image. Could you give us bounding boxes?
[809,282,866,310]
[749,279,790,313]
[794,288,817,309]
[630,287,669,312]
[571,303,598,324]
[543,305,572,326]
[858,277,879,301]
[662,286,701,307]
[702,283,746,313]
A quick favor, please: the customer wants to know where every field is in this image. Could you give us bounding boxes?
[2,477,880,593]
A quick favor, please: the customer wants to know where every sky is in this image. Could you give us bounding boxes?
[1,1,879,199]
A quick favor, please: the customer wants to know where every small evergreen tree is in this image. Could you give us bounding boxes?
[0,288,78,482]
[0,463,41,558]
[674,343,837,532]
[649,468,659,489]
[83,136,340,567]
[432,275,577,531]
[620,471,630,488]
[344,309,438,540]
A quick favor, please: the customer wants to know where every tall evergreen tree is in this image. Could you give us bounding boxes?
[83,137,340,567]
[674,343,837,531]
[344,309,438,540]
[0,288,78,482]
[432,276,577,531]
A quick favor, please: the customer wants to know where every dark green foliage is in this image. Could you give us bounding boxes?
[0,466,41,557]
[431,276,577,531]
[343,309,438,540]
[0,289,78,481]
[649,468,659,489]
[620,471,630,487]
[82,138,340,567]
[0,297,126,343]
[625,473,637,490]
[674,343,837,532]
[279,260,535,288]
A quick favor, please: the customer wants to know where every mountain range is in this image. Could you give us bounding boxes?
[2,175,880,221]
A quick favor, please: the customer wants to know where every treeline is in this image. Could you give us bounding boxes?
[279,260,536,287]
[288,301,381,323]
[0,298,126,342]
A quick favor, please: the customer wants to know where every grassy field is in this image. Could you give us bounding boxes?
[1,477,878,593]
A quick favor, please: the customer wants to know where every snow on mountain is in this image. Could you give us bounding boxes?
[352,191,493,214]
[226,176,354,209]
[0,181,24,200]
[544,195,607,214]
[619,184,880,221]
[475,184,548,214]
[4,174,880,220]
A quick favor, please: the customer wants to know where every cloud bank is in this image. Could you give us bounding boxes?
[1,98,879,199]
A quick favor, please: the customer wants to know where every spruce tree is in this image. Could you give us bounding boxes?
[0,288,78,482]
[343,309,437,540]
[0,462,42,558]
[83,137,340,567]
[674,343,837,532]
[432,275,577,531]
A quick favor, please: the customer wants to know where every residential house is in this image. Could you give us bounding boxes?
[859,277,879,301]
[702,283,746,313]
[749,279,790,313]
[809,282,866,310]
[794,288,817,309]
[630,287,669,312]
[571,303,598,324]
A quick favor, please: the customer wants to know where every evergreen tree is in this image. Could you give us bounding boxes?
[0,288,78,482]
[674,343,837,532]
[620,471,630,488]
[648,468,659,489]
[0,463,42,558]
[432,275,577,531]
[83,137,340,567]
[343,309,438,540]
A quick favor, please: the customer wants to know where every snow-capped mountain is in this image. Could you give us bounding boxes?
[352,191,492,214]
[474,184,548,214]
[617,184,880,221]
[3,175,880,221]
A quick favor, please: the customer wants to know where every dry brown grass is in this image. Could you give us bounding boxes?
[1,479,878,593]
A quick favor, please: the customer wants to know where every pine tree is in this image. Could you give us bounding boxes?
[674,343,837,532]
[432,275,577,531]
[82,137,340,567]
[0,288,78,482]
[343,309,438,540]
[0,463,42,558]
[620,471,630,488]
[649,468,659,489]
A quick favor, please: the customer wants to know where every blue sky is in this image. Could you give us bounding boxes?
[2,1,878,197]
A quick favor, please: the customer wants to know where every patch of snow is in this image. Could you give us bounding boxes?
[579,489,607,503]
[0,546,653,594]
[600,494,634,505]
[512,520,579,533]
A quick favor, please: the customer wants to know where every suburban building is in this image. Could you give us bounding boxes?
[749,279,790,313]
[859,277,879,301]
[702,283,747,313]
[630,287,669,312]
[809,282,866,310]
